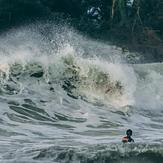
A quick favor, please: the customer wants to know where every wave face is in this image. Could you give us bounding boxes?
[0,24,163,163]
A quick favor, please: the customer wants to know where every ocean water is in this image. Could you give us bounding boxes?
[0,24,163,163]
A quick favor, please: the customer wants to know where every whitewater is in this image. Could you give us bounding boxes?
[0,24,163,163]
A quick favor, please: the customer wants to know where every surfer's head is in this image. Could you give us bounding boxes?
[126,129,132,137]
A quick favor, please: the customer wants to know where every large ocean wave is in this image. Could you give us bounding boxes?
[0,24,163,163]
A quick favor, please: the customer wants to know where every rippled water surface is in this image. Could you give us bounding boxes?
[0,24,163,163]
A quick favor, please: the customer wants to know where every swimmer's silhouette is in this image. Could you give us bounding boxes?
[122,129,134,143]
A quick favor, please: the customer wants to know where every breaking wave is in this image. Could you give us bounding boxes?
[0,23,163,163]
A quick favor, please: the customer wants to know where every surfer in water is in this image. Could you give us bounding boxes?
[122,129,134,143]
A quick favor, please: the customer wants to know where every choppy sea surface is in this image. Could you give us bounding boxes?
[0,24,163,163]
